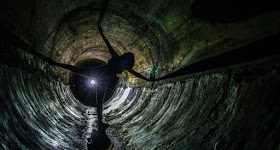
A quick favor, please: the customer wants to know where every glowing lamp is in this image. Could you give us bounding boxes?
[90,79,96,85]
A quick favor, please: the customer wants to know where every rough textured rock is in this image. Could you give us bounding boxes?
[0,0,280,149]
[104,57,280,149]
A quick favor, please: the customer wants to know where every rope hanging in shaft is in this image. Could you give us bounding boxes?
[98,0,109,25]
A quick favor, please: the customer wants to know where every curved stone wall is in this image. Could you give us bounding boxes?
[0,66,88,149]
[0,0,280,149]
[104,58,280,150]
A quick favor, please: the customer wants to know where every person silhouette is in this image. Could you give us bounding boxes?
[37,3,154,148]
[34,1,154,149]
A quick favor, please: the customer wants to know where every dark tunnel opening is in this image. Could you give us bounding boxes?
[0,0,280,149]
[69,59,117,107]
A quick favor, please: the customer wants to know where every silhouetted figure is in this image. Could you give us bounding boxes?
[43,24,151,150]
[33,0,154,149]
[38,1,152,149]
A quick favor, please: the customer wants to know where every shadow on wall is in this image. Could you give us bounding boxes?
[154,34,280,81]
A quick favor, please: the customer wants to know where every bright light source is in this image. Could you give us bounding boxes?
[90,79,96,85]
[87,78,97,88]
